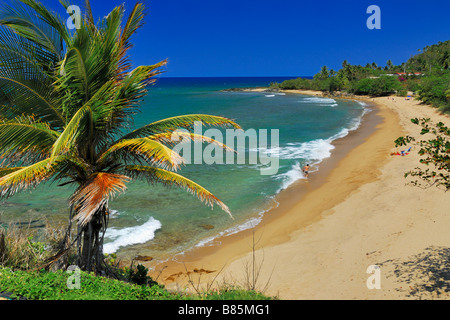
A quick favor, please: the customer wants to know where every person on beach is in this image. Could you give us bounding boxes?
[303,164,310,177]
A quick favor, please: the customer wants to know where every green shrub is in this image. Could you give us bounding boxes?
[351,76,401,96]
[397,87,408,97]
[0,266,275,300]
[0,266,185,300]
[416,73,450,111]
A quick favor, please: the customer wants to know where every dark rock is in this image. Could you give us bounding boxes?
[134,255,153,262]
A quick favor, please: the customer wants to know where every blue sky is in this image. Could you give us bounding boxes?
[47,0,449,77]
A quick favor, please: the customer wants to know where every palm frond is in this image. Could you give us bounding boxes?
[0,157,60,198]
[99,61,167,133]
[120,114,241,141]
[0,75,65,127]
[120,2,145,50]
[50,103,92,160]
[70,172,129,226]
[0,167,23,177]
[83,0,95,27]
[98,137,185,170]
[123,165,232,217]
[117,2,145,77]
[17,0,70,45]
[149,131,236,153]
[0,115,60,164]
[59,47,90,103]
[0,0,67,58]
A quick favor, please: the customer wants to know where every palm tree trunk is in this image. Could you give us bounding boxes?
[78,206,108,274]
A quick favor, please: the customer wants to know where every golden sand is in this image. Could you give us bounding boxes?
[148,91,450,300]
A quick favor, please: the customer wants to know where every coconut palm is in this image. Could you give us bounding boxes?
[0,0,240,273]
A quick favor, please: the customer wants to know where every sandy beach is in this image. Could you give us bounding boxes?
[148,90,450,300]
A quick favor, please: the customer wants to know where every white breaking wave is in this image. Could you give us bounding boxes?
[103,217,162,254]
[267,139,335,160]
[275,162,307,191]
[298,97,337,104]
[268,102,370,191]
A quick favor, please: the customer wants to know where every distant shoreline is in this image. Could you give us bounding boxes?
[221,86,364,99]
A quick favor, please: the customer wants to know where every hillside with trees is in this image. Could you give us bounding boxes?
[271,40,450,113]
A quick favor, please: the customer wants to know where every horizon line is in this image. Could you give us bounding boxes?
[155,75,312,78]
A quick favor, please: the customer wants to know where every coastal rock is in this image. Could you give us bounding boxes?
[134,255,153,262]
[199,224,215,230]
[221,87,276,93]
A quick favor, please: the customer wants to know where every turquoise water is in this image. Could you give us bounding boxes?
[0,77,369,261]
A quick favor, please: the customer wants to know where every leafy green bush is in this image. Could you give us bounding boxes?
[395,118,450,191]
[0,267,186,300]
[416,74,450,112]
[351,76,401,96]
[397,87,408,97]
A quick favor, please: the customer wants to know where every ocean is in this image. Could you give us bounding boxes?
[0,77,369,262]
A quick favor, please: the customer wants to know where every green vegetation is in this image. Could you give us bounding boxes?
[415,73,450,113]
[0,266,273,300]
[0,222,65,270]
[0,223,274,300]
[395,118,450,192]
[272,40,450,112]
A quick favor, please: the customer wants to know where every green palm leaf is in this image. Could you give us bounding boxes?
[50,104,92,160]
[0,157,61,198]
[117,2,145,76]
[98,137,185,170]
[149,131,236,153]
[0,0,67,58]
[121,114,241,141]
[0,115,60,163]
[0,76,65,126]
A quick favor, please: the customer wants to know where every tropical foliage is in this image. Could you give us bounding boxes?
[0,0,240,273]
[0,266,274,300]
[395,118,450,192]
[272,40,450,111]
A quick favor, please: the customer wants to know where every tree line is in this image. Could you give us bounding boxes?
[271,40,450,113]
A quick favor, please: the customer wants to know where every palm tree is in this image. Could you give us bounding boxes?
[440,51,450,70]
[386,59,393,70]
[0,0,240,273]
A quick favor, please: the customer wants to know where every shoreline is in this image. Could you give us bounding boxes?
[148,89,450,299]
[146,90,394,287]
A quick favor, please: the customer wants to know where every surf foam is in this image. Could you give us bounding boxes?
[103,217,162,254]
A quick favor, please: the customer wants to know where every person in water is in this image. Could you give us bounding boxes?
[303,164,310,177]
